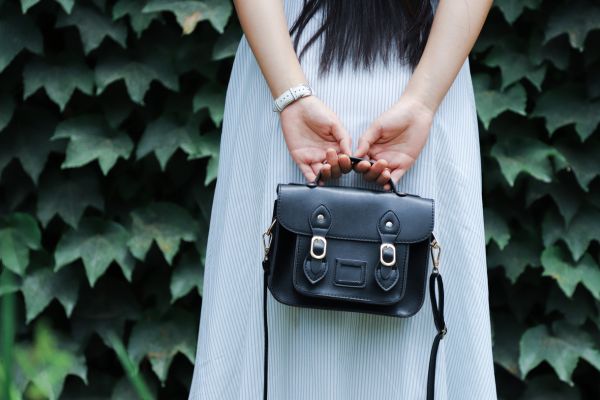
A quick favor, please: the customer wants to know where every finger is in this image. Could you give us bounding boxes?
[326,148,341,179]
[320,163,332,182]
[338,153,352,174]
[354,121,383,158]
[364,159,388,181]
[300,163,317,182]
[376,167,392,186]
[331,121,352,155]
[354,160,372,174]
[390,168,406,185]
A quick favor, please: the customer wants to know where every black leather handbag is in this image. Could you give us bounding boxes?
[261,156,446,400]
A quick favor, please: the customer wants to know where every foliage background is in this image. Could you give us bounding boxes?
[0,0,598,398]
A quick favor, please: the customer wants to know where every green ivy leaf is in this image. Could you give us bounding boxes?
[483,208,510,250]
[0,107,62,184]
[482,38,547,90]
[55,3,127,54]
[494,0,541,24]
[127,309,196,383]
[95,53,179,104]
[142,0,233,34]
[21,0,74,14]
[37,168,104,228]
[54,217,135,287]
[531,85,600,141]
[136,116,203,170]
[526,178,583,225]
[127,202,199,265]
[487,233,541,283]
[0,94,15,132]
[186,130,220,185]
[23,55,94,111]
[0,268,22,296]
[0,12,43,73]
[540,245,600,299]
[546,286,596,326]
[22,262,80,323]
[112,0,159,37]
[51,114,134,175]
[193,82,225,127]
[519,321,600,385]
[562,206,600,260]
[555,136,600,191]
[212,24,241,60]
[473,74,526,129]
[490,133,565,186]
[544,0,600,51]
[492,313,523,378]
[0,213,41,275]
[170,249,203,303]
[15,321,87,400]
[519,375,582,399]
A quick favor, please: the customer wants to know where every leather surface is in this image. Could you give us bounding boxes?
[267,189,434,317]
[277,183,434,243]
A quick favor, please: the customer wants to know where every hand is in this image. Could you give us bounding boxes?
[353,94,435,190]
[280,95,353,183]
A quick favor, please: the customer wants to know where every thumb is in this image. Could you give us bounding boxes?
[354,122,382,158]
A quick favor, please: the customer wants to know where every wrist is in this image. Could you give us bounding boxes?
[402,72,441,115]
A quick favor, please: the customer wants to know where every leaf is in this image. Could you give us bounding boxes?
[37,168,104,228]
[186,129,220,185]
[555,136,600,191]
[193,82,225,126]
[519,321,600,385]
[21,0,74,13]
[23,55,94,111]
[0,107,62,184]
[546,286,596,326]
[0,268,22,296]
[0,94,15,132]
[0,213,42,275]
[544,0,600,51]
[22,262,81,323]
[127,202,199,265]
[473,74,526,129]
[51,114,134,175]
[136,116,203,170]
[490,133,565,186]
[531,84,600,141]
[491,313,523,378]
[494,0,541,24]
[127,309,196,383]
[519,375,582,399]
[95,53,179,104]
[487,233,541,283]
[15,321,87,400]
[562,206,600,260]
[55,3,127,54]
[170,249,204,302]
[0,12,43,73]
[482,38,547,90]
[112,0,158,37]
[526,178,583,225]
[483,208,510,250]
[540,245,600,300]
[212,24,242,60]
[142,0,233,34]
[54,216,135,287]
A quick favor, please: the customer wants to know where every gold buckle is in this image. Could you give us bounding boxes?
[379,243,396,267]
[310,235,327,259]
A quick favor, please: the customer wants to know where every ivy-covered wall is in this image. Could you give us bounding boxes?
[0,0,598,399]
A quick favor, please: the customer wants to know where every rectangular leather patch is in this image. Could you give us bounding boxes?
[334,258,366,288]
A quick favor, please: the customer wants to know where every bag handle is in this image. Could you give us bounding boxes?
[307,155,407,196]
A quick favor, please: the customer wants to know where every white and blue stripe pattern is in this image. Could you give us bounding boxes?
[188,0,497,398]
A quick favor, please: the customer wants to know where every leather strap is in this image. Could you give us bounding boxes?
[261,237,446,399]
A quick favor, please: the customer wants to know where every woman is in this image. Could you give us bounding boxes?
[188,0,496,398]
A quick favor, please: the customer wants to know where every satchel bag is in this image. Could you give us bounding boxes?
[261,156,447,400]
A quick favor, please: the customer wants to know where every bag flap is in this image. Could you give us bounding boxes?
[276,183,434,243]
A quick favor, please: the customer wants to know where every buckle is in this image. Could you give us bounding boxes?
[379,243,396,267]
[310,235,327,259]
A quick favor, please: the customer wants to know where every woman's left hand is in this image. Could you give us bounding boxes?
[353,94,435,190]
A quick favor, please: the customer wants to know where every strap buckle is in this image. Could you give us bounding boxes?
[309,235,327,259]
[379,243,396,267]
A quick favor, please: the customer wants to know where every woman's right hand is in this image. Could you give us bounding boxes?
[279,95,353,183]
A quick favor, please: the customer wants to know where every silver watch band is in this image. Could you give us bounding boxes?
[273,83,313,112]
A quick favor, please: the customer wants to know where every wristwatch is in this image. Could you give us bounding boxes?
[272,83,314,112]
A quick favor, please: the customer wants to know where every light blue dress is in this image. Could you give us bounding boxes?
[188,0,498,398]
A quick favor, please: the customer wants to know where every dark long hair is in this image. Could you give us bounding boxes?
[289,0,434,76]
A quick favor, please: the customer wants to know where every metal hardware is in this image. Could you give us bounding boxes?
[317,214,324,221]
[262,218,277,261]
[379,243,396,267]
[430,238,441,270]
[385,221,393,228]
[310,235,327,259]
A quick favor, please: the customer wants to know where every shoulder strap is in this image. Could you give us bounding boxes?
[261,237,446,400]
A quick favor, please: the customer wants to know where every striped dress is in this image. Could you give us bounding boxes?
[188,0,498,398]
